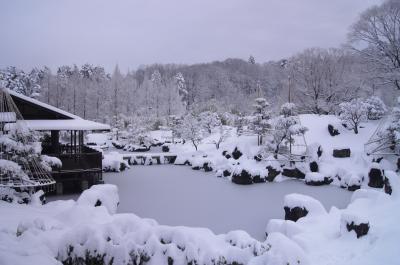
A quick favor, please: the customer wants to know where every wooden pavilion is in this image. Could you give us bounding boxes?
[9,90,110,194]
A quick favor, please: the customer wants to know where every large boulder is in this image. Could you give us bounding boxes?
[252,175,266,183]
[309,161,319,172]
[284,206,308,222]
[397,158,400,172]
[254,155,262,162]
[111,141,125,149]
[232,169,253,185]
[328,124,340,136]
[232,147,243,160]
[284,194,326,222]
[384,177,392,195]
[203,162,213,172]
[341,213,369,238]
[305,172,332,186]
[368,163,384,188]
[282,167,305,179]
[162,145,170,152]
[333,148,351,158]
[223,170,231,177]
[266,166,281,182]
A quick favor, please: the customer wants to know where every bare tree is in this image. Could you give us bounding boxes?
[349,0,400,90]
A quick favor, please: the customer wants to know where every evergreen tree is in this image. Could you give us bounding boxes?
[251,97,270,145]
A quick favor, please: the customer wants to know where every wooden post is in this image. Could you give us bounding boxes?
[51,130,60,154]
[70,130,73,154]
[74,130,77,154]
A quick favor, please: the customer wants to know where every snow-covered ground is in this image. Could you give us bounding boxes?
[102,165,351,240]
[3,113,400,264]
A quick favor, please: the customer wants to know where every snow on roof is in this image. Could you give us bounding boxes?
[7,89,110,131]
[23,119,110,131]
[7,89,80,120]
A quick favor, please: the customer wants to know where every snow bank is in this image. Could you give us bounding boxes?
[1,176,400,265]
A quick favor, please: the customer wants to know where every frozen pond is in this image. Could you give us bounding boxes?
[103,165,352,240]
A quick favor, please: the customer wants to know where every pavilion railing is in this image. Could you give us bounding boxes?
[43,145,102,172]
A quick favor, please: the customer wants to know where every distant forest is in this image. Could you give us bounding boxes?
[1,1,399,130]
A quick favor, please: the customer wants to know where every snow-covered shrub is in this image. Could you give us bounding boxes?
[0,187,44,204]
[102,152,129,172]
[364,96,387,120]
[77,184,119,214]
[338,98,368,134]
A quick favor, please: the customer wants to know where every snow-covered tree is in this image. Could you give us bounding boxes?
[80,64,95,119]
[151,70,163,118]
[180,113,203,151]
[234,114,245,136]
[364,96,387,120]
[248,55,256,65]
[265,103,307,158]
[0,123,59,184]
[380,97,400,151]
[199,111,221,134]
[168,115,183,143]
[0,67,42,97]
[290,48,359,114]
[280,102,297,117]
[338,98,368,134]
[212,125,231,150]
[251,97,271,145]
[175,72,188,110]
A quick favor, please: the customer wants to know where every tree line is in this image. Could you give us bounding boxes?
[0,0,398,130]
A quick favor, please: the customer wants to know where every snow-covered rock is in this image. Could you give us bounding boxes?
[103,152,129,172]
[284,194,327,221]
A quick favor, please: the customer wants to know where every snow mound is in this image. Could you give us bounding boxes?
[265,219,303,239]
[284,193,327,216]
[77,184,119,214]
[103,152,129,172]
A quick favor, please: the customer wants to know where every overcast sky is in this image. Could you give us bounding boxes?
[0,0,382,72]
